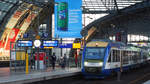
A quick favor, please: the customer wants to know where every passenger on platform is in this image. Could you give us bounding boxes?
[63,54,67,67]
[60,55,64,69]
[31,55,35,69]
[51,52,56,70]
[74,51,78,67]
[60,54,67,69]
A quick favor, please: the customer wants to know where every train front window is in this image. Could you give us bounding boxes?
[85,47,105,59]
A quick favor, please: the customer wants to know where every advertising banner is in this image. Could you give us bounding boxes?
[54,0,82,38]
[0,28,19,50]
[6,28,20,50]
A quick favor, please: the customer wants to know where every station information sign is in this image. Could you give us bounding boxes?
[17,40,33,47]
[73,43,81,49]
[43,40,58,47]
[59,43,72,48]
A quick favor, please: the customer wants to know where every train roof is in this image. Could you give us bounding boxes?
[86,39,126,48]
[125,46,141,51]
[91,39,113,42]
[86,41,108,47]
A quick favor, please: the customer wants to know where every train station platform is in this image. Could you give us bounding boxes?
[0,67,80,84]
[144,80,150,84]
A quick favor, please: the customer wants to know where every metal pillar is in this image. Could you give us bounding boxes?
[46,6,53,67]
[60,38,63,57]
[114,0,119,13]
[9,42,12,72]
[37,47,39,70]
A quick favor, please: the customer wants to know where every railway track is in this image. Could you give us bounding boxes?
[29,63,150,84]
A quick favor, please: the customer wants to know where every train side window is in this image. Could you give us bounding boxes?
[112,50,116,62]
[116,50,120,62]
[138,52,141,59]
[122,51,124,61]
[126,51,129,63]
[112,50,120,62]
[130,51,132,61]
[126,51,129,62]
[111,50,113,62]
[112,50,115,62]
[132,51,136,61]
[115,50,117,62]
[122,50,128,64]
[108,51,111,62]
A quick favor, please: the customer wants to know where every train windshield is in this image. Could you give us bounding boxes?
[85,47,105,59]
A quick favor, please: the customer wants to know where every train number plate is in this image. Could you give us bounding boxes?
[88,63,98,66]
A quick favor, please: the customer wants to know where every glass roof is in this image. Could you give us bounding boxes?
[23,0,144,14]
[0,0,145,27]
[82,0,144,14]
[4,0,19,4]
[0,0,19,22]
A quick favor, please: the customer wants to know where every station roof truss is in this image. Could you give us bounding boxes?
[81,0,150,41]
[82,0,144,14]
[0,0,23,36]
[0,0,144,26]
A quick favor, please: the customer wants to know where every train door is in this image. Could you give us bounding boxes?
[107,49,121,69]
[122,50,129,66]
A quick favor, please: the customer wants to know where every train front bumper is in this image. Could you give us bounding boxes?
[81,67,111,78]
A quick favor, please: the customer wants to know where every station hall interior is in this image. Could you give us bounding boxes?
[0,0,150,84]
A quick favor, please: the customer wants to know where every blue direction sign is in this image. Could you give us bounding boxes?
[18,40,33,47]
[59,43,72,48]
[43,40,58,47]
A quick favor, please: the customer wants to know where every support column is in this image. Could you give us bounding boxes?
[121,31,128,44]
[47,9,53,40]
[115,32,121,42]
[115,31,128,44]
[46,6,53,66]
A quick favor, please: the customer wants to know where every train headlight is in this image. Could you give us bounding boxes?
[98,62,103,66]
[84,62,103,67]
[84,62,88,66]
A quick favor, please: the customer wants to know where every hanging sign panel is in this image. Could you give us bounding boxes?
[54,0,82,38]
[59,43,72,48]
[18,40,33,47]
[43,40,58,47]
[73,43,81,49]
